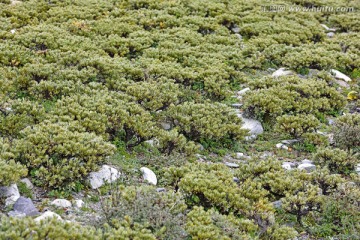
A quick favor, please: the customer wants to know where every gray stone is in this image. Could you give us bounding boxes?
[238,114,264,136]
[0,183,19,198]
[273,200,282,209]
[301,159,313,164]
[156,188,166,192]
[231,103,243,108]
[73,199,84,208]
[281,139,300,145]
[51,199,72,208]
[320,24,330,31]
[245,134,257,141]
[282,162,295,170]
[225,162,239,168]
[235,152,244,159]
[8,210,26,218]
[140,167,157,185]
[327,32,335,38]
[231,26,240,33]
[331,69,351,82]
[355,164,360,175]
[327,118,335,125]
[0,184,20,206]
[13,197,39,216]
[237,87,250,96]
[276,143,288,150]
[272,68,294,77]
[10,0,22,5]
[235,33,242,40]
[298,163,316,172]
[34,211,62,223]
[20,178,34,189]
[320,24,336,32]
[233,177,240,183]
[88,165,121,189]
[307,69,320,78]
[198,144,204,151]
[261,151,273,159]
[335,79,350,88]
[144,138,159,147]
[160,122,171,130]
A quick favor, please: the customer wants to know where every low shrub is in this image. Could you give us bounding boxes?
[0,138,27,186]
[101,185,188,239]
[0,216,156,240]
[13,121,115,188]
[333,114,360,153]
[313,148,357,175]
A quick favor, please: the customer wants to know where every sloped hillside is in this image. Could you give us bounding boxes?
[0,0,359,239]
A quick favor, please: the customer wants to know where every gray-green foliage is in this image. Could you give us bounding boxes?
[101,185,188,239]
[13,121,116,188]
[0,0,359,238]
[243,76,345,123]
[0,216,156,240]
[275,114,320,138]
[167,102,247,142]
[0,138,27,186]
[333,114,360,153]
[313,148,357,175]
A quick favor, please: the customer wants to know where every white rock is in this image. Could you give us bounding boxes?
[160,122,171,130]
[156,188,166,192]
[273,200,282,209]
[301,159,313,164]
[235,33,242,40]
[231,103,243,108]
[51,199,72,208]
[320,24,330,31]
[238,114,264,136]
[231,26,240,33]
[0,184,19,198]
[20,178,34,189]
[140,167,157,185]
[298,163,316,172]
[320,24,336,32]
[5,195,20,207]
[235,152,244,159]
[197,144,204,151]
[244,134,257,141]
[10,0,22,6]
[88,165,120,189]
[281,139,300,145]
[327,32,335,38]
[282,163,293,170]
[331,69,351,82]
[225,162,239,168]
[0,184,20,206]
[272,68,294,77]
[34,211,62,223]
[8,210,26,218]
[335,79,350,88]
[276,143,288,150]
[355,164,360,175]
[144,138,159,147]
[10,29,16,34]
[73,199,84,208]
[13,197,39,216]
[237,87,250,96]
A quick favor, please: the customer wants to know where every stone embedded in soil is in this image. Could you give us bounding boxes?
[88,165,121,189]
[13,197,39,216]
[140,167,157,185]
